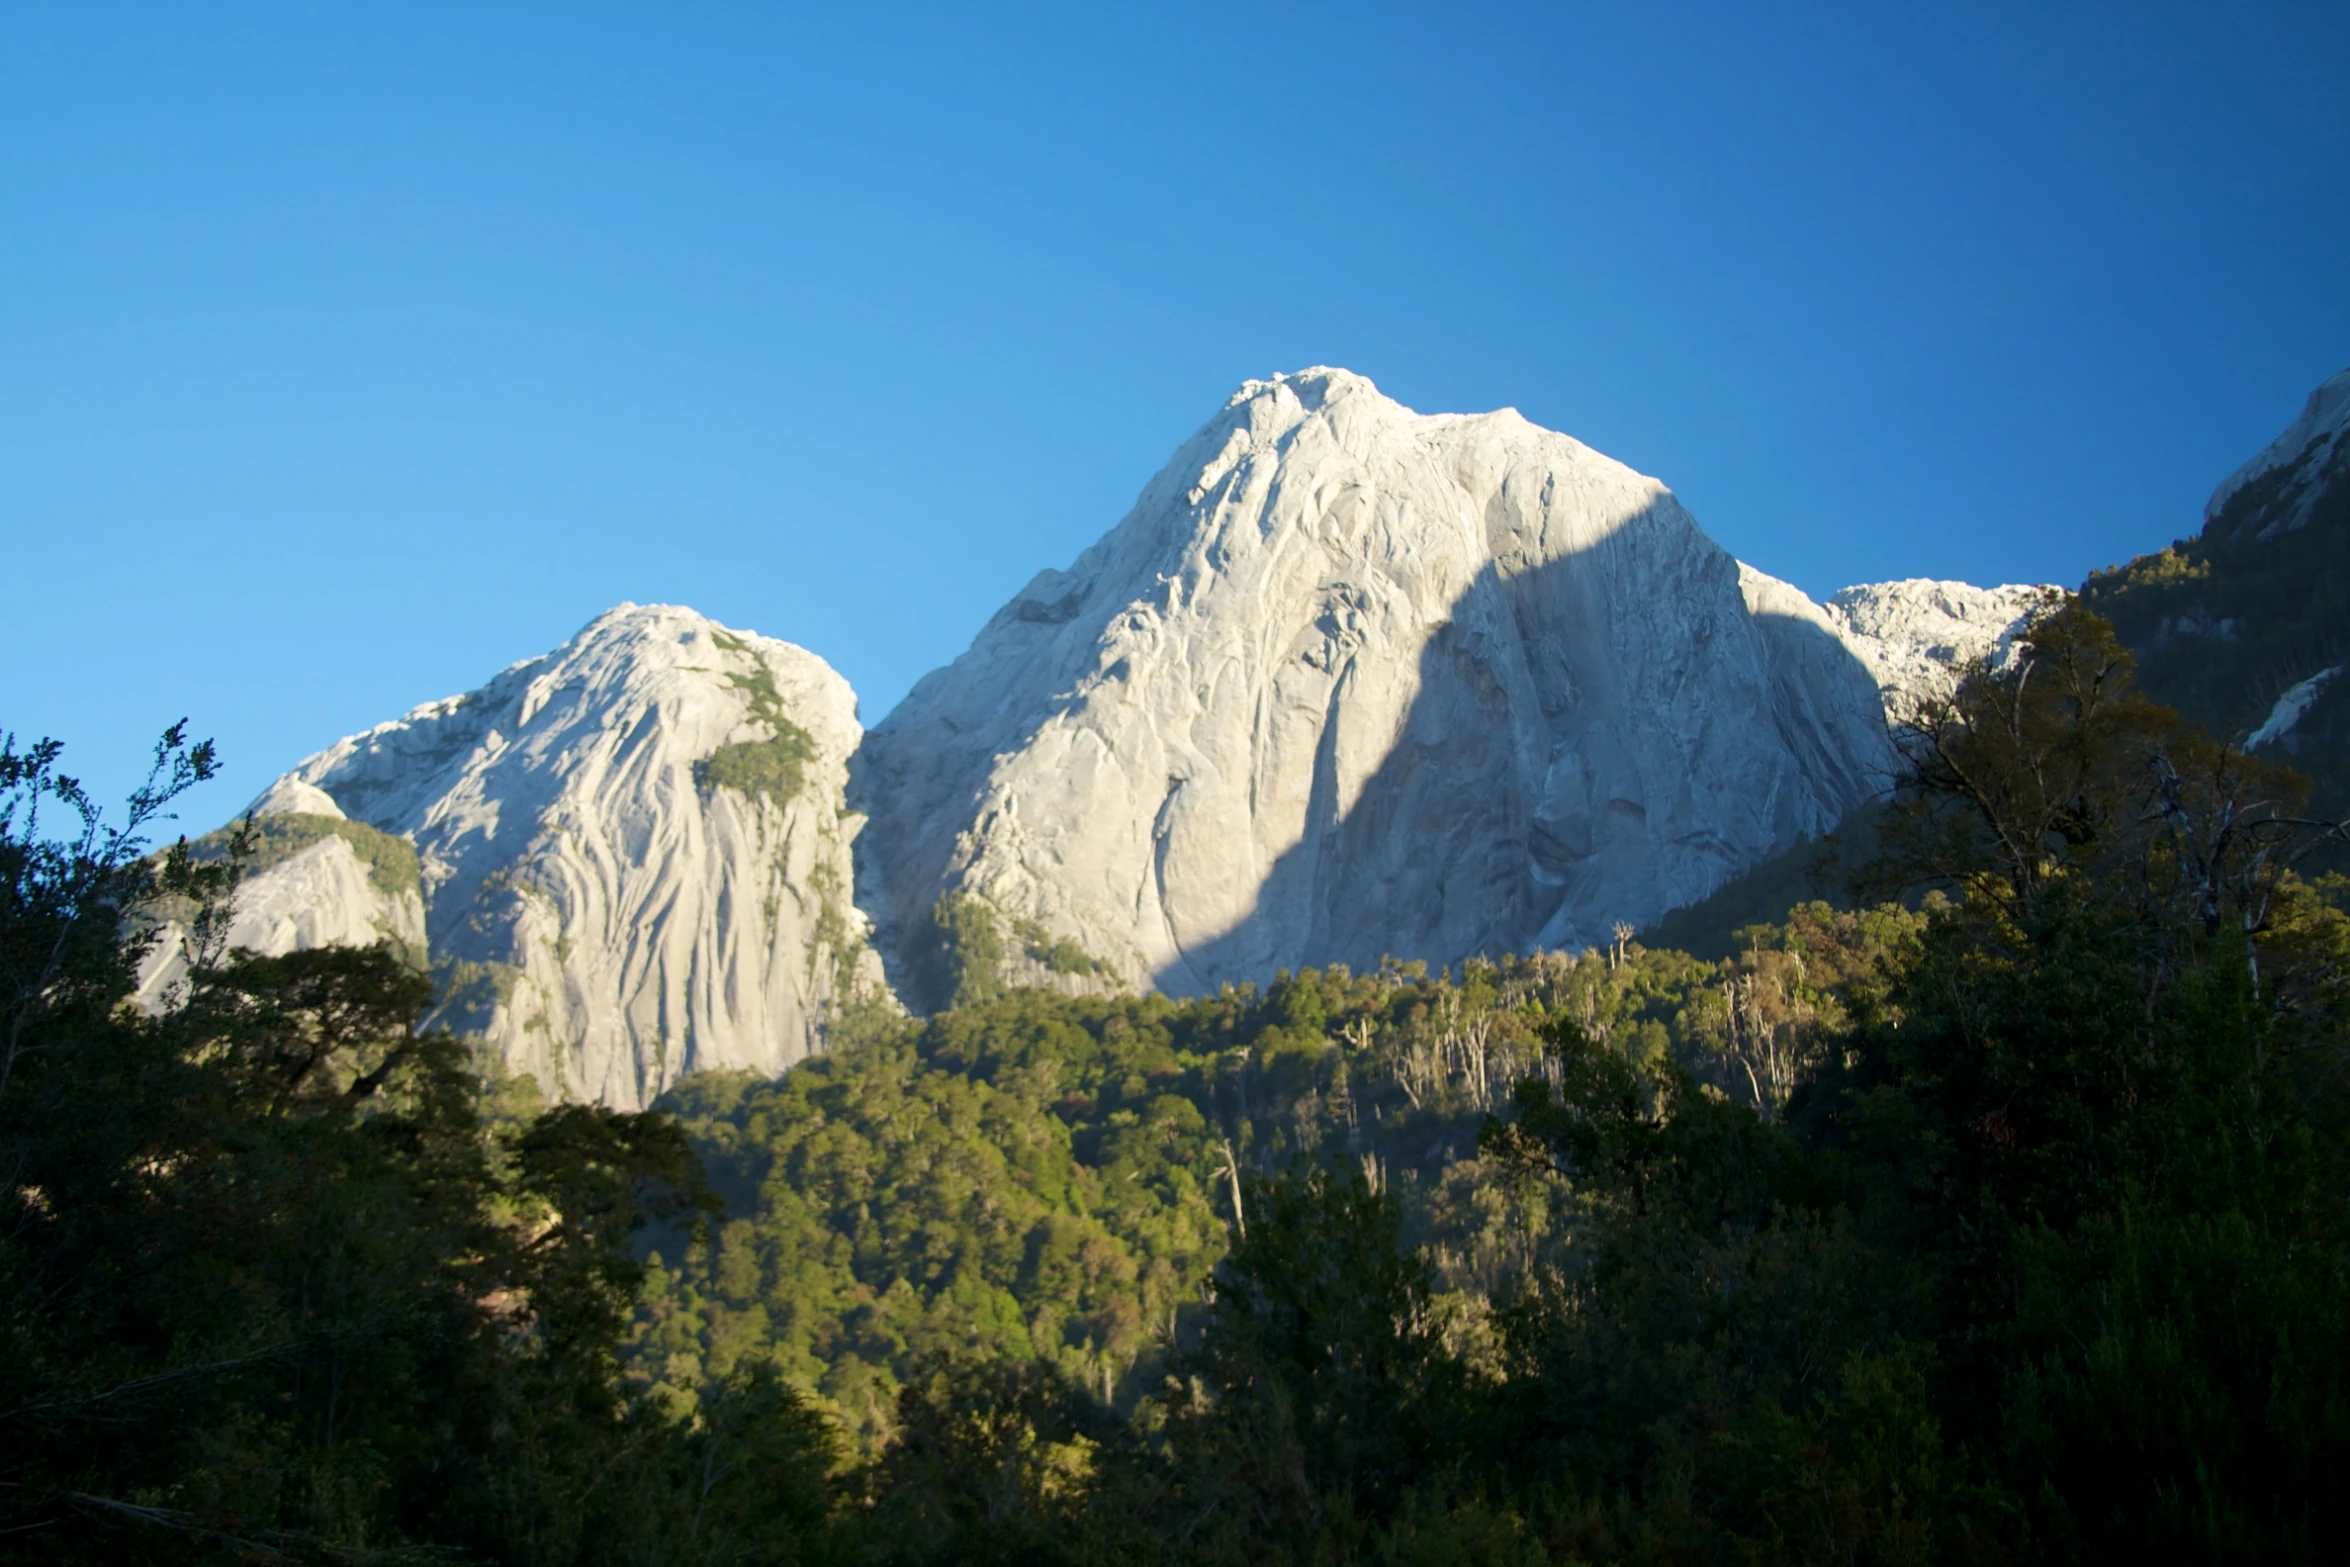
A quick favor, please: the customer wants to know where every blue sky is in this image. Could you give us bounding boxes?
[4,3,2347,816]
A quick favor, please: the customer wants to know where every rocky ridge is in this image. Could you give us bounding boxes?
[134,800,429,1012]
[2206,366,2350,538]
[1818,578,2059,723]
[2081,364,2350,787]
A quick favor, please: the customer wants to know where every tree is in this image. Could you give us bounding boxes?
[0,727,845,1563]
[1154,1162,1470,1562]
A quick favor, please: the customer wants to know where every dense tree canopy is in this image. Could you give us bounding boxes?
[9,600,2348,1563]
[0,728,839,1563]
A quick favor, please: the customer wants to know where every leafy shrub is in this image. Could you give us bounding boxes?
[697,728,816,802]
[695,628,821,804]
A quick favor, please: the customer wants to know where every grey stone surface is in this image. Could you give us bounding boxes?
[134,823,428,1014]
[1818,578,2057,725]
[248,603,881,1109]
[193,369,2059,1100]
[853,368,1906,1001]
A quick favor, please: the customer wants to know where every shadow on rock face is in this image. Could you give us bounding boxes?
[845,371,1899,1014]
[1156,504,1891,995]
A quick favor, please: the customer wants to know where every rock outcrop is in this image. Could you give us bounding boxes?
[853,368,1900,1003]
[1818,579,2057,723]
[238,604,883,1109]
[134,797,430,1012]
[2247,666,2343,752]
[2081,365,2350,800]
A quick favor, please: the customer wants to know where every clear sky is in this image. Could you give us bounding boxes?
[5,3,2347,816]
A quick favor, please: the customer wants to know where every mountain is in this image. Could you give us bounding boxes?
[2082,365,2350,830]
[854,368,1922,1006]
[1653,363,2350,956]
[198,369,2064,1100]
[1640,579,2059,959]
[221,604,882,1110]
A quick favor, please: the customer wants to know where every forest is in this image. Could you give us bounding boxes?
[5,601,2347,1564]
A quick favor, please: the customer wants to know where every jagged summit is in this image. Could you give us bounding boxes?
[1821,578,2059,722]
[248,774,347,819]
[855,368,1899,1004]
[2081,363,2350,821]
[1215,366,1531,427]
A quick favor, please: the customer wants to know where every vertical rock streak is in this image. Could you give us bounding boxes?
[245,603,883,1110]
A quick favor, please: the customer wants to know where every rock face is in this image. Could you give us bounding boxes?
[853,368,1899,1003]
[244,604,882,1109]
[1818,579,2057,723]
[2081,365,2350,809]
[134,798,430,1013]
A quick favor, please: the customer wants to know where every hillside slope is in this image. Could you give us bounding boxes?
[2081,366,2350,829]
[1659,363,2350,952]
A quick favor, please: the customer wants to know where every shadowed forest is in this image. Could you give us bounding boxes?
[6,601,2348,1564]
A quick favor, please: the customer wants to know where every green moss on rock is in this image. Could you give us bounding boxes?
[433,955,527,1034]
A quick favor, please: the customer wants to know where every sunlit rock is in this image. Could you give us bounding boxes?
[853,368,1905,1001]
[241,604,883,1109]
